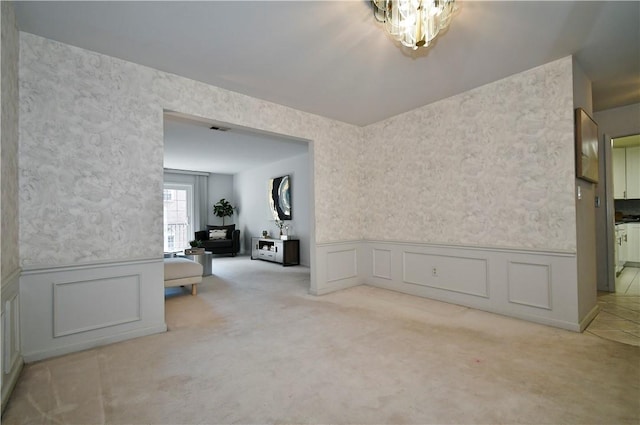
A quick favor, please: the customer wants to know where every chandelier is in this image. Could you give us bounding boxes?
[372,0,457,50]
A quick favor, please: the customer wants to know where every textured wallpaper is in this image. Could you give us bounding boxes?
[362,57,577,252]
[19,33,363,267]
[18,33,576,268]
[1,1,20,278]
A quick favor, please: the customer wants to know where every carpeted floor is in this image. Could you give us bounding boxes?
[3,256,639,424]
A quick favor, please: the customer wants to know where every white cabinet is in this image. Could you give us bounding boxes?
[613,146,640,199]
[627,223,640,264]
[626,147,640,199]
[613,148,627,199]
[615,224,627,274]
[251,237,300,266]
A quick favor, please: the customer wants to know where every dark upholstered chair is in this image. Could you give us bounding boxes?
[195,224,240,256]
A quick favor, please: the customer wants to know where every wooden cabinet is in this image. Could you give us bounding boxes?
[251,237,300,266]
[613,146,640,199]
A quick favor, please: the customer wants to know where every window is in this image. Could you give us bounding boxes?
[163,184,193,252]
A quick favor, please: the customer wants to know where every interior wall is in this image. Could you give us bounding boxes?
[235,153,310,266]
[19,32,362,269]
[207,173,235,226]
[17,32,362,361]
[594,103,640,138]
[362,56,576,252]
[572,58,598,321]
[349,56,585,330]
[1,0,23,410]
[1,0,19,281]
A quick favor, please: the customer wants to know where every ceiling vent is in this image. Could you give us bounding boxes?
[210,125,230,132]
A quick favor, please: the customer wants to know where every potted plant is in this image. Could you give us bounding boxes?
[186,240,204,254]
[213,198,235,225]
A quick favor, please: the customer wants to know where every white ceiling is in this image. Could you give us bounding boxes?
[163,113,309,174]
[13,0,640,173]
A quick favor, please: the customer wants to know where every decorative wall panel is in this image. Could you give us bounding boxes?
[403,252,488,298]
[364,240,581,331]
[313,242,363,295]
[372,248,391,280]
[20,259,165,362]
[326,249,357,282]
[507,261,552,310]
[53,275,141,337]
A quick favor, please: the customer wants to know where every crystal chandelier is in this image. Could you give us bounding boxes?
[372,0,457,50]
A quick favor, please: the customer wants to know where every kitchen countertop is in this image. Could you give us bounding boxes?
[616,217,640,225]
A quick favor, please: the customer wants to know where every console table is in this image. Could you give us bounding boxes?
[251,237,299,266]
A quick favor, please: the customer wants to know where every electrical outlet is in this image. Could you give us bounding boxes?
[432,267,438,277]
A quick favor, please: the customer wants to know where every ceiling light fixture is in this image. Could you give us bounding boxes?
[372,0,457,50]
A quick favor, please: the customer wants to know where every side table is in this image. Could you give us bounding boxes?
[181,251,213,276]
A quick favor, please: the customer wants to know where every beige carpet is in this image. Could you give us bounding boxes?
[3,256,639,424]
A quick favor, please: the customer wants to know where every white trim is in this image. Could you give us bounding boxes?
[316,239,576,257]
[579,304,601,332]
[164,168,210,176]
[1,267,21,291]
[22,324,167,363]
[21,257,162,275]
[311,281,362,296]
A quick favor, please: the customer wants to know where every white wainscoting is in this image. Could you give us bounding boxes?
[20,258,166,362]
[403,251,489,298]
[361,241,582,331]
[312,241,364,295]
[1,267,22,412]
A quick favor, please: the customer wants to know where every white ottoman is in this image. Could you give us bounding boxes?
[164,257,203,295]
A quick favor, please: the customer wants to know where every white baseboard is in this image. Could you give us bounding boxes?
[579,304,601,332]
[22,323,167,363]
[1,359,22,413]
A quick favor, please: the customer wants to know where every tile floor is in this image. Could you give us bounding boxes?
[586,266,640,346]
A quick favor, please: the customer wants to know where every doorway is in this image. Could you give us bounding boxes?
[611,134,640,290]
[587,133,640,346]
[162,110,314,284]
